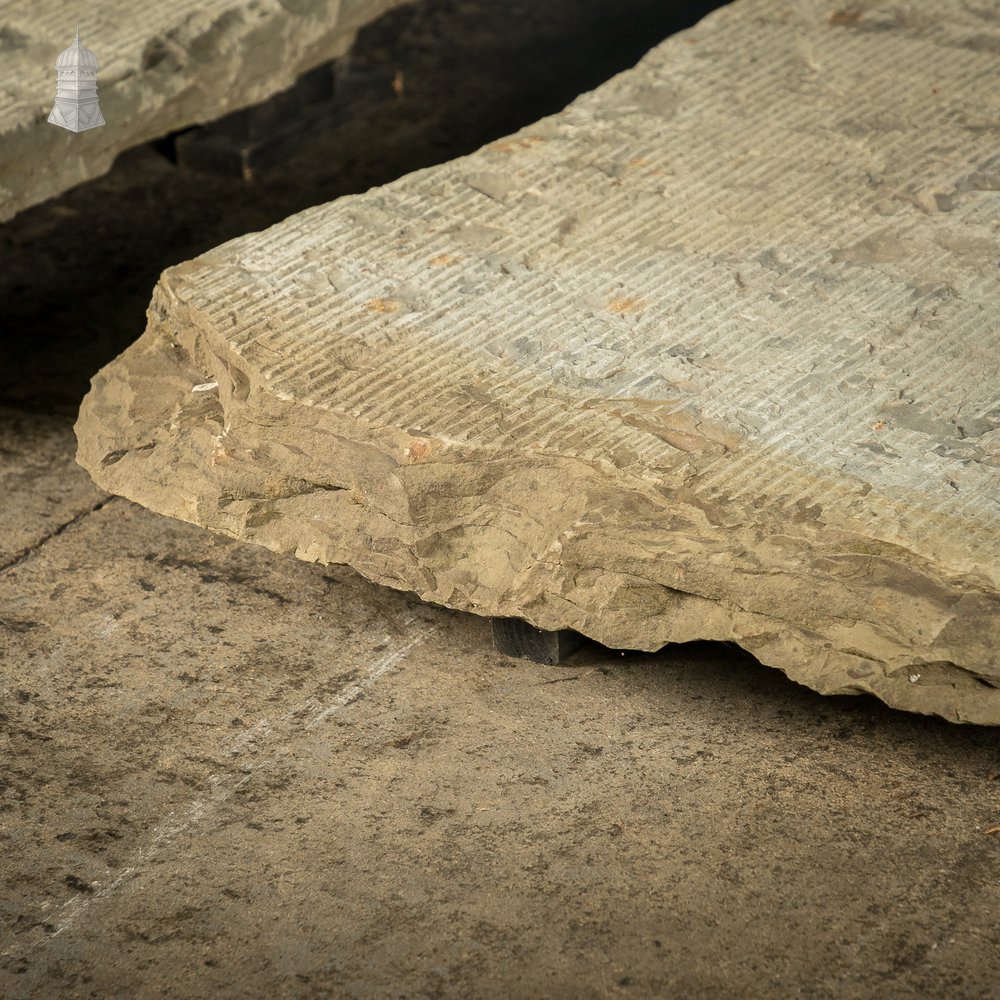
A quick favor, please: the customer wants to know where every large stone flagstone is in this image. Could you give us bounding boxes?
[77,0,1000,723]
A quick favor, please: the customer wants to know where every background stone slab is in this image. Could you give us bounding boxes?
[0,0,407,222]
[77,0,1000,722]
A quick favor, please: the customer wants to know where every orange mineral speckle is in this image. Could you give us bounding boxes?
[607,296,647,314]
[489,135,545,154]
[829,9,863,26]
[365,298,402,314]
[407,439,432,462]
[429,254,461,267]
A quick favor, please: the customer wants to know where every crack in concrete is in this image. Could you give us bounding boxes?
[0,616,435,962]
[0,496,116,575]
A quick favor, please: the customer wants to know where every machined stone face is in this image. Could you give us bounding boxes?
[0,0,407,221]
[77,0,1000,723]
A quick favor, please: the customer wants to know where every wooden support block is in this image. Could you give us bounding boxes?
[490,618,583,665]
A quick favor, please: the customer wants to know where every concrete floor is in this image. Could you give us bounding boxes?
[1,1,998,995]
[1,409,998,999]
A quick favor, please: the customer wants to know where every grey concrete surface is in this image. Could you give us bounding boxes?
[1,415,998,999]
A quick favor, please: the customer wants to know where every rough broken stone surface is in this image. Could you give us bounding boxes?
[0,0,406,222]
[77,0,1000,724]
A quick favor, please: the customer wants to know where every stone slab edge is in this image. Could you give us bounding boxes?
[75,269,1000,725]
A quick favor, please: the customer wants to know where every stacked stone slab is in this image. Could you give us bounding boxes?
[0,0,408,221]
[77,0,1000,723]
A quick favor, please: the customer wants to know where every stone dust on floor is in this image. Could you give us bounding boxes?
[0,414,998,1000]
